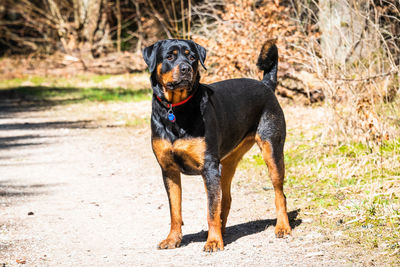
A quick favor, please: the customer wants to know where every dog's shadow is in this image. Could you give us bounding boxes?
[181,209,302,246]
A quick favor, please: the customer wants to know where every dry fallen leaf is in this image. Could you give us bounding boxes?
[16,259,26,264]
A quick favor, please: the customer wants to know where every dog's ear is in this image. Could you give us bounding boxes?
[194,43,207,70]
[142,41,161,73]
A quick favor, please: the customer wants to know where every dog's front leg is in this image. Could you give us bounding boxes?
[202,162,224,252]
[158,170,183,249]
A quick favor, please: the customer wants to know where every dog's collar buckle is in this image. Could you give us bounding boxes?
[155,93,195,123]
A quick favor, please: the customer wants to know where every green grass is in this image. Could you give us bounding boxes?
[0,86,151,103]
[90,74,113,83]
[79,87,151,102]
[0,74,153,130]
[125,116,150,127]
[0,73,149,90]
[0,73,152,104]
[239,126,400,257]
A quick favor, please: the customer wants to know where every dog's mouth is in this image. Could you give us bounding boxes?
[166,79,191,90]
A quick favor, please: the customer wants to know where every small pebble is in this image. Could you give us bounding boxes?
[262,187,273,191]
[362,223,374,229]
[305,251,324,257]
[334,231,343,238]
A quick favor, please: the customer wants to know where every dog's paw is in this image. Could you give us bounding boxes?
[275,223,292,238]
[203,239,224,252]
[158,236,182,249]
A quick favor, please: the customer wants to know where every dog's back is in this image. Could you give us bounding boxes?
[205,40,282,158]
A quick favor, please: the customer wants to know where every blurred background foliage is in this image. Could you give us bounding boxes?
[0,0,399,143]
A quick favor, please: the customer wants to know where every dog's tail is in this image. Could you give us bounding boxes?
[256,39,278,91]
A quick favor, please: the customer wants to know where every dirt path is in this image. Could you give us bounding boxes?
[0,100,373,266]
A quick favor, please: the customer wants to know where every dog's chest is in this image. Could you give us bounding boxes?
[152,138,206,174]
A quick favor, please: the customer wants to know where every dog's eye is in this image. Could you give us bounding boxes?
[167,55,174,61]
[189,55,195,61]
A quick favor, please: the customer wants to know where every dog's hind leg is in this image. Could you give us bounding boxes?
[255,114,291,237]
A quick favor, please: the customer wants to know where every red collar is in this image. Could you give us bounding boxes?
[155,93,194,108]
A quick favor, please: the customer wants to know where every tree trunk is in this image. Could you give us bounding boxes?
[72,0,112,58]
[318,0,377,65]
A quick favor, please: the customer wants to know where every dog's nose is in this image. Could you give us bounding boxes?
[180,64,191,74]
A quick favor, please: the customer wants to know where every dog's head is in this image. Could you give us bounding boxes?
[143,39,206,103]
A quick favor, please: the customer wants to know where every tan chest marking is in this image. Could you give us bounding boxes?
[152,138,206,172]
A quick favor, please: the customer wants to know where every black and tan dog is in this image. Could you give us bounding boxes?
[142,39,291,252]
